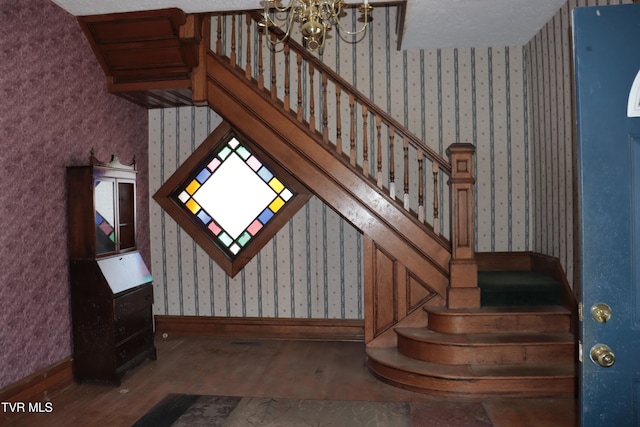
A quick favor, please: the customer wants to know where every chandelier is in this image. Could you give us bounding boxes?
[260,0,373,51]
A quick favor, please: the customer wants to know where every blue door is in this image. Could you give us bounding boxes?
[573,4,640,426]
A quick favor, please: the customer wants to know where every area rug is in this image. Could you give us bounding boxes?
[132,394,493,427]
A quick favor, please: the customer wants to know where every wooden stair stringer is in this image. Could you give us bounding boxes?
[204,52,451,320]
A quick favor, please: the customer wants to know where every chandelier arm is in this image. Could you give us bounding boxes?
[262,3,298,35]
[265,0,298,13]
[335,18,369,36]
[336,28,368,45]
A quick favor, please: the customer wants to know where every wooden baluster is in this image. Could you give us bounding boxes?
[349,94,356,166]
[230,15,237,67]
[284,45,290,112]
[258,29,264,89]
[322,74,329,143]
[245,14,251,79]
[216,15,222,55]
[362,106,369,178]
[403,137,409,210]
[297,53,303,122]
[432,162,440,232]
[271,33,277,100]
[389,127,395,199]
[309,64,316,132]
[418,151,424,222]
[335,86,342,154]
[376,116,382,188]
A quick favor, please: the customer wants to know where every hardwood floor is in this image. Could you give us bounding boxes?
[3,337,577,426]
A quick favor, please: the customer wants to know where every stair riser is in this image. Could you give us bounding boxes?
[368,360,576,398]
[397,337,576,365]
[427,314,571,334]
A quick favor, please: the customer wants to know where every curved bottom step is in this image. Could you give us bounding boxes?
[366,347,577,398]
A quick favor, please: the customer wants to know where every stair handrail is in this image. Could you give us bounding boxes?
[207,9,479,309]
[244,11,451,175]
[208,10,452,234]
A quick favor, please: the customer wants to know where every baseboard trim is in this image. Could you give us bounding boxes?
[0,357,75,404]
[154,315,365,342]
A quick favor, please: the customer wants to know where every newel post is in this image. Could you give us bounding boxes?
[446,143,480,309]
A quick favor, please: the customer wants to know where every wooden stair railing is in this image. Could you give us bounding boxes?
[201,11,480,323]
[76,7,480,342]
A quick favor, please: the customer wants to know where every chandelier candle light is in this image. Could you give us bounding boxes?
[260,0,373,51]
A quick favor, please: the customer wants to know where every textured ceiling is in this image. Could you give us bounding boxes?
[51,0,567,49]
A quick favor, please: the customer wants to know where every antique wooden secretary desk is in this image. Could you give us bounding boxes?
[67,153,156,386]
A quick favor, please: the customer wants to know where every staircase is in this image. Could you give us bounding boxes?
[76,8,578,398]
[367,256,577,397]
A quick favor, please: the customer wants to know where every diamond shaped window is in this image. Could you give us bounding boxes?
[154,122,310,276]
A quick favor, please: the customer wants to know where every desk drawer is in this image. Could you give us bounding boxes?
[114,307,153,344]
[116,328,154,368]
[114,284,153,320]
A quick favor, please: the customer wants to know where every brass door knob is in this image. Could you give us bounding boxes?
[591,303,612,323]
[590,344,616,368]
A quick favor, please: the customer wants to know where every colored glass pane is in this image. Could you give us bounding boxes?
[208,158,221,172]
[246,156,262,171]
[99,221,114,236]
[218,146,232,160]
[237,232,251,246]
[218,232,233,247]
[197,210,212,224]
[247,220,263,235]
[258,208,274,224]
[269,197,285,213]
[257,167,273,183]
[269,177,285,193]
[185,198,201,214]
[208,221,222,235]
[186,180,201,195]
[236,146,251,160]
[196,168,212,184]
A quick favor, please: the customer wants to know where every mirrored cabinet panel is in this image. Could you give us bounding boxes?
[95,178,116,255]
[67,153,155,386]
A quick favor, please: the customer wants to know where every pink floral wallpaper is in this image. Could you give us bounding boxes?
[0,0,149,388]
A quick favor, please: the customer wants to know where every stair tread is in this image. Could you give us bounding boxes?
[424,305,570,316]
[367,347,577,379]
[395,328,575,345]
[478,271,562,306]
[478,271,561,287]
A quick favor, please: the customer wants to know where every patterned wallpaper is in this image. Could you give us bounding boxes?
[0,0,148,389]
[149,5,531,318]
[149,108,364,318]
[526,0,631,287]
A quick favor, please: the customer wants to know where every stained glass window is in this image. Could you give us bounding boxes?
[173,137,295,257]
[154,122,310,277]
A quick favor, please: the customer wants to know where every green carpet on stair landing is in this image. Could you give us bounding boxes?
[478,270,562,306]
